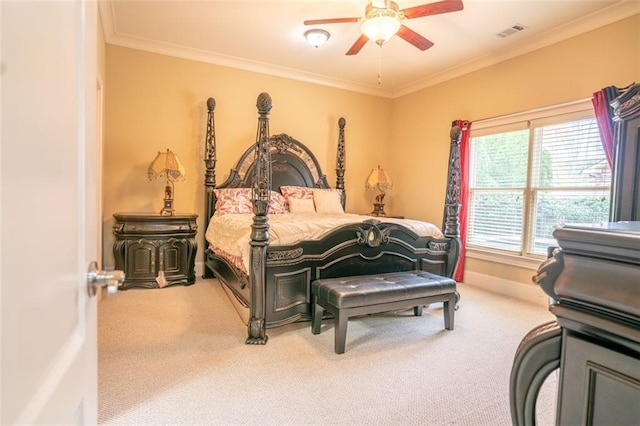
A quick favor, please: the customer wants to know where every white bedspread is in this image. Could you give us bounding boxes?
[205,213,444,272]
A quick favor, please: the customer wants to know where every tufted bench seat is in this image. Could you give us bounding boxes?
[311,270,457,354]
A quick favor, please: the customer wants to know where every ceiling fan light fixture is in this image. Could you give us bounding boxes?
[362,16,401,45]
[304,29,330,48]
[361,2,402,46]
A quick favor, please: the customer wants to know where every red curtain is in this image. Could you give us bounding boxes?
[591,87,618,167]
[591,85,636,166]
[455,120,471,282]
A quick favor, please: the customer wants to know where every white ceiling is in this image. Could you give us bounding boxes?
[99,0,639,98]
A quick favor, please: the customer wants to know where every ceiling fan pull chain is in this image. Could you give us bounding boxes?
[377,45,383,85]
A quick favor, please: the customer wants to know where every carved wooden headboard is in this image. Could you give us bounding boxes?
[203,95,346,224]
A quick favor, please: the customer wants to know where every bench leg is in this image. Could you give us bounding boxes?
[334,310,348,354]
[443,294,455,330]
[413,305,423,316]
[312,296,323,335]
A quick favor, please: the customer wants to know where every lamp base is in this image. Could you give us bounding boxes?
[370,203,386,217]
[160,182,175,216]
[160,198,175,216]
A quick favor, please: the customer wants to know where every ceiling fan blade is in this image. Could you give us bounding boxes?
[304,17,360,25]
[346,34,369,55]
[397,25,434,51]
[402,0,464,19]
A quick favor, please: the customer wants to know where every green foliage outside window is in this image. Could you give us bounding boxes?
[469,116,610,256]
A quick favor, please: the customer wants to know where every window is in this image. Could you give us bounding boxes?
[468,103,611,257]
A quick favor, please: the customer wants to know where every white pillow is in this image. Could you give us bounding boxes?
[287,197,316,213]
[313,189,344,214]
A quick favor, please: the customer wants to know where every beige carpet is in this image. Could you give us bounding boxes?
[98,278,557,425]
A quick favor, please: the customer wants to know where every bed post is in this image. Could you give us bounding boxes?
[443,122,462,278]
[203,97,217,279]
[336,117,346,208]
[246,92,272,345]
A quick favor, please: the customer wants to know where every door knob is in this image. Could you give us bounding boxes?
[87,261,125,297]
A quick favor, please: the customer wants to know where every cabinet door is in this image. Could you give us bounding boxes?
[559,333,640,425]
[159,238,188,277]
[126,240,157,280]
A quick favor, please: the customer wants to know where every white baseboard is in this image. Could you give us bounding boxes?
[195,260,204,278]
[462,271,550,308]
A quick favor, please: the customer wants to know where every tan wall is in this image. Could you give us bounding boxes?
[103,46,391,267]
[391,14,640,285]
[103,15,639,281]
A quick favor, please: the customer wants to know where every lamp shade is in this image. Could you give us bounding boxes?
[148,149,186,181]
[365,166,393,191]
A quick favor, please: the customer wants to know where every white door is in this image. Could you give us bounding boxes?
[1,1,102,424]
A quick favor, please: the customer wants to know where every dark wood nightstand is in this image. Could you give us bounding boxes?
[113,213,198,290]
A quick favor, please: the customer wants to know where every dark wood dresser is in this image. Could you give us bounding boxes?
[113,213,198,289]
[510,222,640,425]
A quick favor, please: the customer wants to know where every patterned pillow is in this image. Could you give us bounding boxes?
[281,186,343,199]
[214,188,290,215]
[313,189,344,214]
[280,185,313,200]
[269,190,289,214]
[214,188,253,214]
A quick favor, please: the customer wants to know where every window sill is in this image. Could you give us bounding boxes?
[466,247,545,271]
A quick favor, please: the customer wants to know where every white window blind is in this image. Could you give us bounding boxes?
[468,105,610,257]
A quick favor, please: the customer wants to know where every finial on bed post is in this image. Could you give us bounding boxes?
[247,92,272,346]
[203,97,217,279]
[443,121,462,278]
[252,92,272,215]
[336,117,347,208]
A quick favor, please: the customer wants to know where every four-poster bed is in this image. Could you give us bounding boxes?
[202,93,463,344]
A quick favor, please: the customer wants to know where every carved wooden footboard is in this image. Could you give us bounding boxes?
[264,218,458,327]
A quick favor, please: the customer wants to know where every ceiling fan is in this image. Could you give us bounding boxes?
[304,0,464,55]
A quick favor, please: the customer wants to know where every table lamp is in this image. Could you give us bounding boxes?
[148,149,186,216]
[365,165,393,216]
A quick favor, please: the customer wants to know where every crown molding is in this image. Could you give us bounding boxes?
[107,31,395,98]
[392,0,640,98]
[98,0,638,100]
[98,0,393,98]
[98,0,116,41]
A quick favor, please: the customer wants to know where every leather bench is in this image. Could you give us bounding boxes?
[311,270,457,354]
